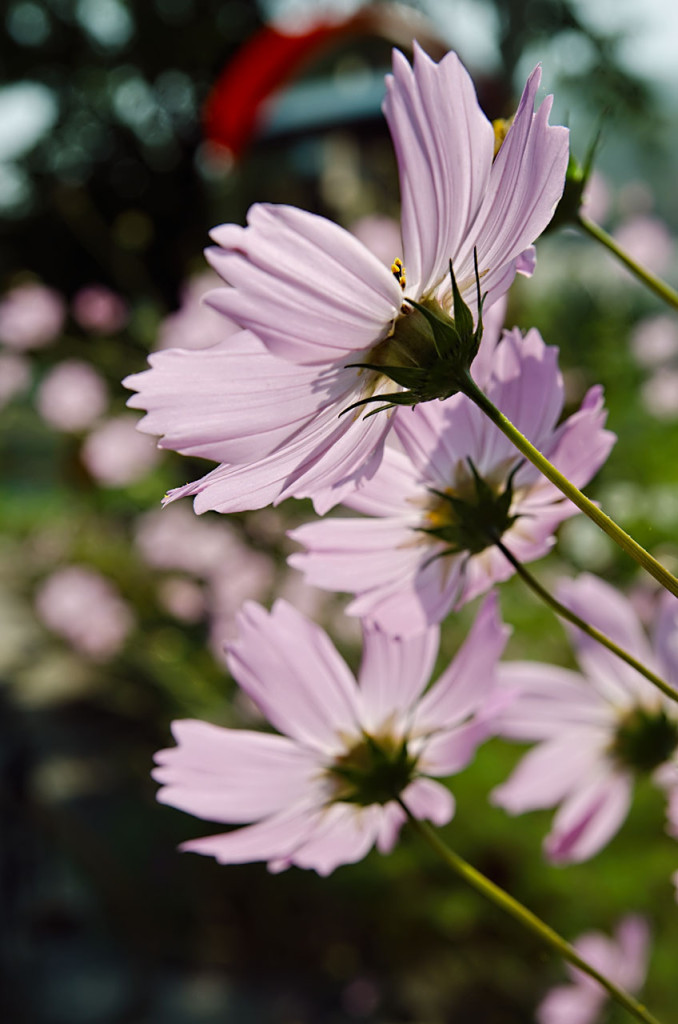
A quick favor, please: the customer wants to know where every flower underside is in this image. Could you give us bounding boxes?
[610,707,678,774]
[327,732,417,806]
[419,458,522,559]
[343,256,485,418]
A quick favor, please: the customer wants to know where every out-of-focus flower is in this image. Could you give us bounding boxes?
[71,285,128,334]
[81,414,161,486]
[155,272,240,351]
[537,916,650,1024]
[0,281,66,350]
[289,324,614,636]
[641,369,678,421]
[153,594,508,874]
[492,574,678,863]
[349,215,403,267]
[0,352,31,407]
[126,45,568,515]
[581,170,610,225]
[613,215,674,278]
[35,566,134,661]
[206,548,275,656]
[36,359,108,432]
[630,314,678,368]
[157,577,206,624]
[135,504,244,577]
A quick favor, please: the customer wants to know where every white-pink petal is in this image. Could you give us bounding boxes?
[153,719,317,823]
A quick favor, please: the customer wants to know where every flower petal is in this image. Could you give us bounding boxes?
[181,804,319,866]
[412,593,510,731]
[544,769,633,863]
[383,44,494,298]
[226,600,361,754]
[153,719,318,823]
[401,776,456,825]
[491,732,602,813]
[357,623,440,733]
[206,204,402,364]
[124,331,341,464]
[556,574,659,708]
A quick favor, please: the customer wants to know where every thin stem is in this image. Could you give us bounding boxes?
[401,807,663,1024]
[460,372,678,600]
[493,536,678,704]
[578,214,678,312]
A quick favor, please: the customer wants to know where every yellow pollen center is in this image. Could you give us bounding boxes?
[391,257,406,290]
[492,117,513,158]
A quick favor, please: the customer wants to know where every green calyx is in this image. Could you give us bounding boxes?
[328,732,417,807]
[419,459,522,559]
[343,255,485,418]
[610,706,678,774]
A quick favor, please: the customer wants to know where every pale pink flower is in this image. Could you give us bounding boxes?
[492,574,678,863]
[157,577,206,624]
[289,324,614,636]
[135,504,245,577]
[81,414,161,486]
[155,271,240,351]
[537,916,650,1024]
[613,215,674,278]
[630,315,678,368]
[348,214,403,267]
[581,171,610,225]
[36,359,108,432]
[641,369,678,421]
[0,352,31,407]
[71,285,128,334]
[125,46,568,515]
[35,566,134,660]
[0,281,66,350]
[153,594,508,874]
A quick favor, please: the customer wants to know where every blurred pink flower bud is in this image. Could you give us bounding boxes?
[0,281,66,350]
[81,414,161,486]
[0,352,31,407]
[72,285,128,334]
[641,369,678,420]
[35,566,134,660]
[614,215,674,277]
[156,271,240,351]
[630,315,678,368]
[36,359,108,432]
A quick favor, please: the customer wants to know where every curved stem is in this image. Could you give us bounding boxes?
[401,807,663,1024]
[493,536,678,704]
[577,214,678,312]
[460,372,678,600]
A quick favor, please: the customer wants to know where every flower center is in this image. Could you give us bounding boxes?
[326,732,417,807]
[419,459,522,557]
[610,707,678,774]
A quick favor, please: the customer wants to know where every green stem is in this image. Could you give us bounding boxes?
[401,808,663,1024]
[577,214,678,312]
[493,536,678,704]
[460,372,678,600]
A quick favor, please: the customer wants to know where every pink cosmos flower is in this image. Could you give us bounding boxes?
[153,594,508,875]
[35,566,134,661]
[0,281,66,350]
[125,45,568,515]
[288,323,614,636]
[537,916,650,1024]
[492,574,678,863]
[154,271,240,351]
[81,414,161,487]
[36,359,108,432]
[71,285,128,334]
